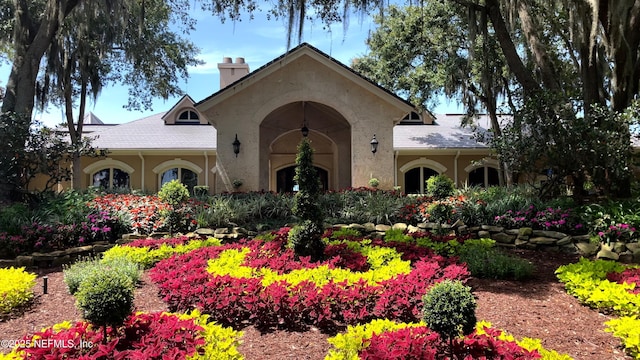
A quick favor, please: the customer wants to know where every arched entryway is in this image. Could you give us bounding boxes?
[260,101,351,191]
[276,165,329,192]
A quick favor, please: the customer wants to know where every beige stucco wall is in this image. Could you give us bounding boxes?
[396,152,494,191]
[199,52,412,192]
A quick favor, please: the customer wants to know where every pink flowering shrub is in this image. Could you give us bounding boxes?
[494,206,581,232]
[607,268,640,295]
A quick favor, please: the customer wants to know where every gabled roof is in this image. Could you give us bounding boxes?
[90,112,216,151]
[196,42,416,114]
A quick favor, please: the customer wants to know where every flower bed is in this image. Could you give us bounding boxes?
[325,319,571,360]
[0,267,36,315]
[149,228,469,330]
[0,310,243,360]
[556,258,640,358]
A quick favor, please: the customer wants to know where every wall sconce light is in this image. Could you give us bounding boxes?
[301,101,309,137]
[232,134,241,157]
[370,134,379,154]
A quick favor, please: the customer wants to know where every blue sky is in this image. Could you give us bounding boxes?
[0,9,460,127]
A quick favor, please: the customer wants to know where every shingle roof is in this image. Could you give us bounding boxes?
[393,114,493,149]
[90,112,216,150]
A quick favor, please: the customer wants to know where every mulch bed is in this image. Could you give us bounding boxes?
[0,249,632,359]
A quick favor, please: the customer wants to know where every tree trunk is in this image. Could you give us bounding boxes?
[0,0,80,200]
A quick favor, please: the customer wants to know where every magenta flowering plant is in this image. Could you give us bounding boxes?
[598,223,636,245]
[494,206,581,232]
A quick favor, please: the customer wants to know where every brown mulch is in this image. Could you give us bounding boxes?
[0,250,632,359]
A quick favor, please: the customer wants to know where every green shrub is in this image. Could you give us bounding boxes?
[426,174,455,199]
[0,267,37,315]
[101,238,221,269]
[292,138,323,223]
[605,316,640,359]
[422,280,477,341]
[287,220,325,261]
[457,240,534,280]
[193,185,209,199]
[368,178,380,188]
[75,269,134,335]
[63,256,141,295]
[384,228,413,243]
[158,179,189,206]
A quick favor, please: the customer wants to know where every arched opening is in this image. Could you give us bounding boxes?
[404,167,439,194]
[276,165,329,192]
[260,101,351,191]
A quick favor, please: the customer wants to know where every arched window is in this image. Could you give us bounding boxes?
[160,168,198,192]
[404,167,439,194]
[92,168,131,189]
[400,158,447,194]
[153,159,202,193]
[465,159,501,188]
[177,110,199,124]
[84,159,134,190]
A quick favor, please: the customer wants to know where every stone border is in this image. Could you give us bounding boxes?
[3,222,638,269]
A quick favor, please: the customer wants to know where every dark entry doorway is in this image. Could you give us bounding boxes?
[276,165,328,193]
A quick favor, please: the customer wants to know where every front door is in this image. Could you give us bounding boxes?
[276,165,328,193]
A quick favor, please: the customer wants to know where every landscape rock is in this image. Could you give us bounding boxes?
[556,236,573,246]
[596,248,620,261]
[375,224,391,232]
[392,223,408,231]
[492,232,515,244]
[518,227,533,237]
[481,225,504,232]
[528,237,557,245]
[575,242,600,257]
[478,231,491,238]
[195,228,216,236]
[532,230,568,239]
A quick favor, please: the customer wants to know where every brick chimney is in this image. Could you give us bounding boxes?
[218,57,250,89]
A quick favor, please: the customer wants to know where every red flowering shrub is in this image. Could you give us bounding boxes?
[15,312,205,359]
[607,268,640,294]
[125,236,194,249]
[149,237,469,331]
[360,326,541,359]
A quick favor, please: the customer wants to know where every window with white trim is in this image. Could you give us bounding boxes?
[176,110,199,124]
[404,167,439,194]
[92,168,130,189]
[468,166,500,188]
[160,168,198,192]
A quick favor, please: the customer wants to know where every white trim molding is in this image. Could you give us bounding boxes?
[152,158,203,174]
[83,158,135,175]
[399,157,447,174]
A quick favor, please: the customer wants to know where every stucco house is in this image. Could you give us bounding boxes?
[69,43,500,194]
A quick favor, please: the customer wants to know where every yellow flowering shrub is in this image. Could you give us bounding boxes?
[0,267,37,315]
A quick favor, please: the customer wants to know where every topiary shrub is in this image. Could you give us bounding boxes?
[422,279,477,345]
[287,220,325,262]
[63,256,141,295]
[426,174,455,199]
[158,179,189,206]
[290,138,325,260]
[75,269,135,341]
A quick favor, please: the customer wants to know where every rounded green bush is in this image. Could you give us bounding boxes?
[426,174,455,199]
[422,279,477,341]
[158,179,190,205]
[75,269,134,329]
[63,256,141,295]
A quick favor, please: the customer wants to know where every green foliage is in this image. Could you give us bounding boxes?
[101,237,221,269]
[180,310,244,360]
[292,138,323,222]
[605,316,640,359]
[485,93,632,198]
[322,189,413,225]
[422,280,477,341]
[383,228,413,243]
[74,269,134,330]
[63,256,141,295]
[0,267,37,315]
[368,178,380,188]
[287,220,325,261]
[556,258,640,316]
[158,179,189,206]
[325,319,420,360]
[0,114,105,198]
[426,174,455,199]
[458,240,534,280]
[193,185,209,199]
[0,203,31,234]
